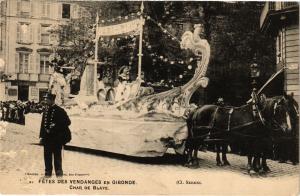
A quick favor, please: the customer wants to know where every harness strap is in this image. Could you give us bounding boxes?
[186,121,262,142]
[209,106,219,128]
[230,131,266,139]
[229,121,259,131]
[227,108,233,131]
[257,108,265,126]
[193,126,213,130]
[264,99,289,132]
[251,91,266,126]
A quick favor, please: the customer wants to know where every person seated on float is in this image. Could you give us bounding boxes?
[115,74,127,100]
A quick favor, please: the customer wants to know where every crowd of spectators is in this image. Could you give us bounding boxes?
[0,101,44,125]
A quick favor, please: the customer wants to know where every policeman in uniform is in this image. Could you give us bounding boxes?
[39,93,71,177]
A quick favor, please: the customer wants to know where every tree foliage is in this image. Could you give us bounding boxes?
[202,2,276,105]
[50,16,95,75]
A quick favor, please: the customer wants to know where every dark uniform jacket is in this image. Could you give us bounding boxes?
[39,104,71,145]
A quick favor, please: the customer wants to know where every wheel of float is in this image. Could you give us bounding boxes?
[97,89,106,102]
[105,88,116,102]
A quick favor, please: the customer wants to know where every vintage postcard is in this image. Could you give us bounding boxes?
[0,0,299,195]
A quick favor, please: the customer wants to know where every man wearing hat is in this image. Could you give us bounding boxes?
[39,92,71,177]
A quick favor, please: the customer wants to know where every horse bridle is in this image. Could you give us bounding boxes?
[267,97,295,133]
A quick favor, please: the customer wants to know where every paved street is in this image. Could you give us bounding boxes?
[0,122,299,195]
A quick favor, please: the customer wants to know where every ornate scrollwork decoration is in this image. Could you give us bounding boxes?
[118,24,211,116]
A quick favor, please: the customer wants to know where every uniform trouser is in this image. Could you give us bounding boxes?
[43,143,63,176]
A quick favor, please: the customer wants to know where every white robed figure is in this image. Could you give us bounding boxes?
[49,70,68,105]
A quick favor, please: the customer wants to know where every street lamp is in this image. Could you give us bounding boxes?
[250,62,260,88]
[250,59,261,118]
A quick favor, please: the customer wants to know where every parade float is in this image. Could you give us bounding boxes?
[25,4,210,157]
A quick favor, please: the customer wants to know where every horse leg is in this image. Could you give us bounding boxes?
[258,155,262,171]
[216,143,222,166]
[291,139,299,165]
[192,145,200,166]
[186,148,193,166]
[183,142,193,167]
[261,155,271,172]
[253,155,260,172]
[246,141,253,173]
[222,143,230,166]
[183,138,195,166]
[247,155,254,173]
[261,143,271,172]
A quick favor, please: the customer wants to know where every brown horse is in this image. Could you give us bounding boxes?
[185,93,298,173]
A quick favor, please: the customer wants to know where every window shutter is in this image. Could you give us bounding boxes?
[71,4,75,19]
[37,24,41,44]
[16,23,20,43]
[75,4,79,19]
[36,53,40,74]
[30,0,34,17]
[57,3,62,19]
[42,2,46,17]
[15,53,19,74]
[35,1,41,17]
[16,0,21,16]
[29,53,33,73]
[46,3,51,18]
[30,24,33,43]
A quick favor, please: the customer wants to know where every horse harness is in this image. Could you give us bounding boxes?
[188,105,263,141]
[187,95,298,142]
[262,97,293,133]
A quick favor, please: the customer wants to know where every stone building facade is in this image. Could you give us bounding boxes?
[0,0,87,102]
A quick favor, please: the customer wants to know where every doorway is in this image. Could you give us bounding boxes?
[18,85,29,101]
[39,88,48,102]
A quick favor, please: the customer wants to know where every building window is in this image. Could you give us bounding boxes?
[277,33,282,62]
[62,4,71,19]
[18,23,31,43]
[41,25,50,45]
[8,89,18,96]
[21,0,30,16]
[40,54,50,74]
[39,88,48,101]
[19,53,29,73]
[41,1,50,18]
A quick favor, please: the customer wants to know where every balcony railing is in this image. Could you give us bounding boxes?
[282,2,298,9]
[260,2,274,27]
[260,2,298,28]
